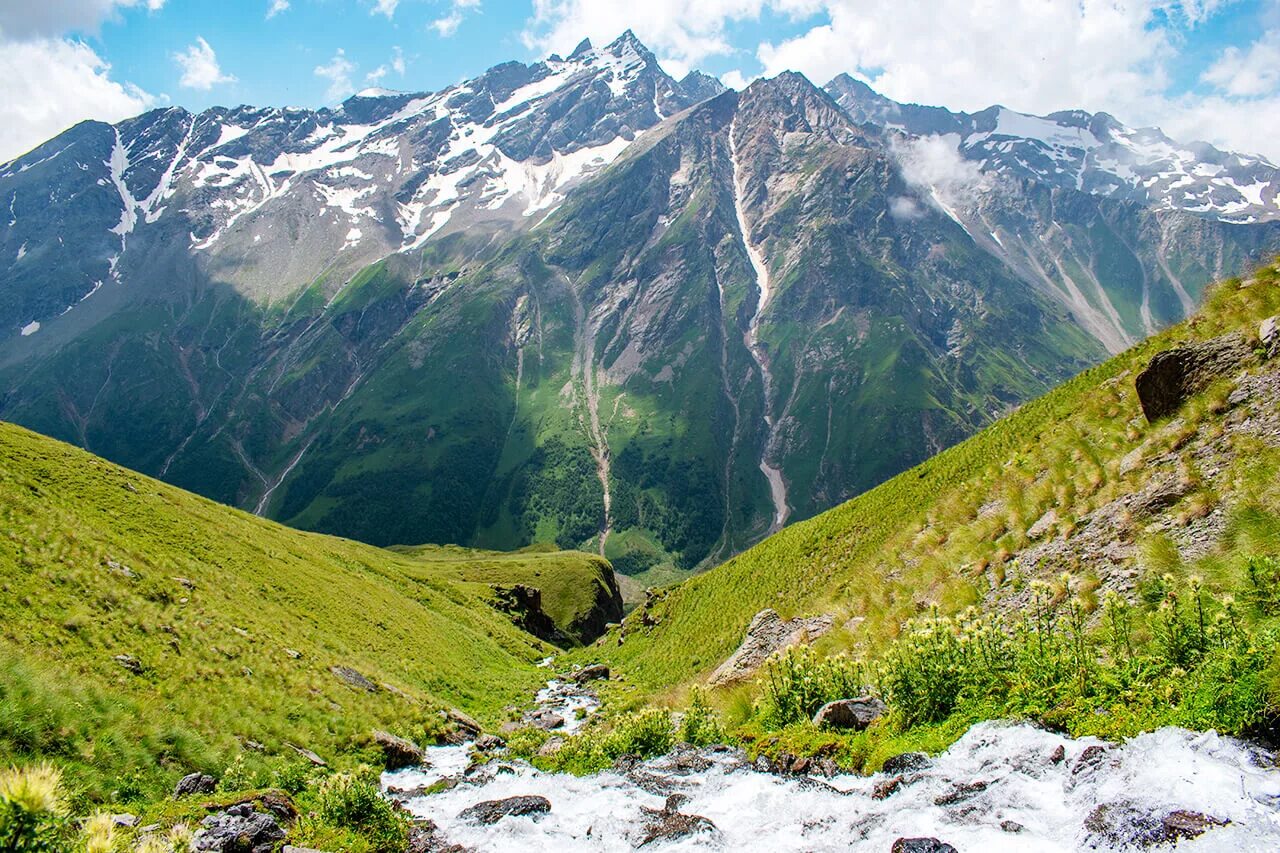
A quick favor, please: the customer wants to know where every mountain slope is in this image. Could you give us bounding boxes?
[0,420,610,796]
[2,35,1279,587]
[597,260,1280,694]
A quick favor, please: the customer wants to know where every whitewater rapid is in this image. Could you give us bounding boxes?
[384,720,1280,851]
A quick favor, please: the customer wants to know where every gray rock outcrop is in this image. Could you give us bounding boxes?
[1135,332,1252,421]
[708,609,834,686]
[811,696,887,730]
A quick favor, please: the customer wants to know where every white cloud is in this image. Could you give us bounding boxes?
[173,36,235,90]
[431,0,481,37]
[431,10,463,36]
[525,1,1274,162]
[370,0,399,18]
[522,0,818,73]
[1202,29,1280,97]
[887,195,924,221]
[892,133,989,211]
[365,46,406,83]
[266,0,290,18]
[0,0,165,40]
[720,69,749,90]
[0,37,157,162]
[315,49,357,102]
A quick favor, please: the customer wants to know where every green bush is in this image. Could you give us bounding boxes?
[679,688,724,746]
[759,645,867,728]
[313,769,408,853]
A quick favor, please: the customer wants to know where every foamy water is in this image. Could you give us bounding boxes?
[384,721,1280,851]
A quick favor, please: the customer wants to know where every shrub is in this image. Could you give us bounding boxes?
[759,645,867,728]
[315,769,408,853]
[679,688,724,746]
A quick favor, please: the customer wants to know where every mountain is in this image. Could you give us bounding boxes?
[2,33,1278,588]
[599,260,1280,696]
[0,417,619,798]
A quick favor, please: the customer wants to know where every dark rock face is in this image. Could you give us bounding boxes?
[811,696,886,730]
[194,804,286,853]
[458,795,551,825]
[173,772,217,798]
[372,730,426,770]
[637,794,718,847]
[1084,802,1228,847]
[891,838,958,853]
[405,820,470,853]
[114,654,143,675]
[933,779,989,806]
[489,584,569,646]
[1136,333,1252,421]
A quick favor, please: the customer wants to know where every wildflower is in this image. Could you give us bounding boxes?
[0,763,64,816]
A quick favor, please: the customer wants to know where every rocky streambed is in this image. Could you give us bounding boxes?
[382,675,1280,852]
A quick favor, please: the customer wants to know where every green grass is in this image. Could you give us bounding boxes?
[594,259,1280,701]
[388,543,618,644]
[0,422,606,805]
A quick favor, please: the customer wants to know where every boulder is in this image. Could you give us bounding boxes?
[372,730,426,770]
[529,709,565,731]
[285,742,327,767]
[881,752,929,774]
[1001,820,1025,833]
[474,733,506,752]
[457,795,551,825]
[811,696,886,730]
[891,839,958,853]
[1135,333,1252,422]
[194,804,286,853]
[1084,802,1228,847]
[113,654,143,675]
[329,665,378,692]
[636,794,718,847]
[111,814,138,828]
[441,709,482,744]
[934,779,989,806]
[1261,315,1278,359]
[570,664,610,683]
[173,772,217,798]
[707,609,835,686]
[537,737,565,758]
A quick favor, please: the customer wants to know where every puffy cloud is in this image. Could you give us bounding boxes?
[370,0,399,18]
[266,0,290,18]
[720,69,749,90]
[366,48,405,83]
[0,0,164,40]
[0,37,157,162]
[431,0,481,38]
[173,36,235,90]
[891,133,989,212]
[1201,29,1280,97]
[522,1,1274,162]
[431,10,463,36]
[522,0,818,73]
[315,49,356,102]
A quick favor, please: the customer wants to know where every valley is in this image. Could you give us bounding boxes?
[3,22,1280,853]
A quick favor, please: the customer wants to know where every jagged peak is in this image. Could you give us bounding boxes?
[569,37,593,59]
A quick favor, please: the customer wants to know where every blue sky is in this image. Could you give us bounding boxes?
[0,0,1278,161]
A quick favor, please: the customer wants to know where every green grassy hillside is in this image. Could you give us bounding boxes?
[598,260,1280,698]
[389,543,621,644]
[0,423,605,803]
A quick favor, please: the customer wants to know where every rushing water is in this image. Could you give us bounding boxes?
[384,685,1280,851]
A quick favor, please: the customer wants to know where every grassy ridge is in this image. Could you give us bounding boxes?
[389,543,618,643]
[0,423,603,802]
[599,260,1280,696]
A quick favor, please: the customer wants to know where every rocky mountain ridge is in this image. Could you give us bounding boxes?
[2,33,1279,584]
